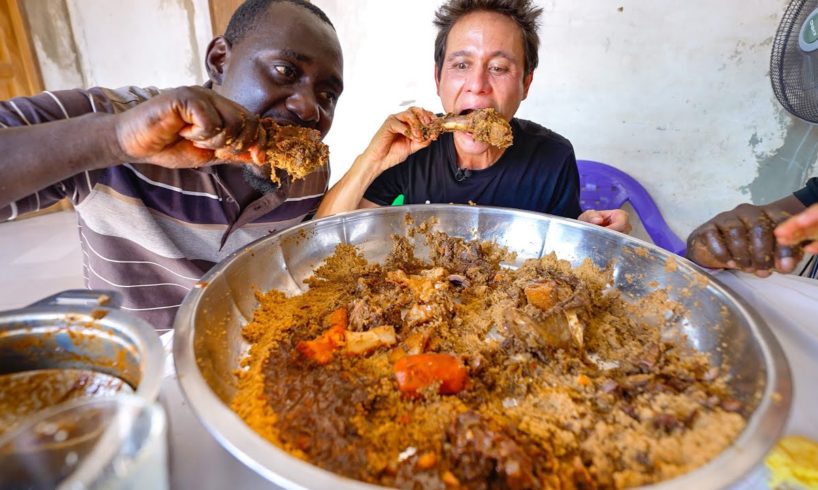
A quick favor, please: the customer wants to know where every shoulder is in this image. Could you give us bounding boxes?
[98,86,161,102]
[44,86,161,110]
[3,86,163,121]
[513,118,573,152]
[795,177,818,206]
[85,86,162,113]
[510,118,575,169]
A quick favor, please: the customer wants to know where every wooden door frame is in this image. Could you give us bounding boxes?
[1,0,43,95]
[208,0,244,38]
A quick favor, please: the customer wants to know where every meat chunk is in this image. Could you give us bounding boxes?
[297,308,396,362]
[298,325,398,362]
[524,277,592,351]
[421,108,513,149]
[214,118,328,185]
[387,268,448,303]
[345,325,397,356]
[496,296,589,354]
[446,412,538,489]
[501,307,573,352]
[524,280,559,311]
[348,298,385,331]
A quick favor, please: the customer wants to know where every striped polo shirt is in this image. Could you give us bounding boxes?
[0,87,328,330]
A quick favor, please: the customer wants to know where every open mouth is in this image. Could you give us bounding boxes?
[262,113,315,130]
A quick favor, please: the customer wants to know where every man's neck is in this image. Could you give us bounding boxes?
[455,144,506,171]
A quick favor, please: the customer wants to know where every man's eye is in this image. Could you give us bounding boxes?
[273,65,295,78]
[453,62,469,70]
[321,91,338,103]
[489,65,509,74]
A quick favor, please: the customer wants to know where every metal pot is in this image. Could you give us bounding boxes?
[0,289,164,403]
[173,205,792,489]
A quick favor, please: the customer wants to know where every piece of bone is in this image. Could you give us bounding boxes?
[422,108,513,149]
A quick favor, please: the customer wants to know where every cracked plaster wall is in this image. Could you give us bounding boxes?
[24,0,211,90]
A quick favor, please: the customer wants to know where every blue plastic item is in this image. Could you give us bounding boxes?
[577,160,686,255]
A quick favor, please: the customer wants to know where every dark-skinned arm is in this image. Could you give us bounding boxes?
[0,86,260,210]
[0,113,122,208]
[685,195,807,277]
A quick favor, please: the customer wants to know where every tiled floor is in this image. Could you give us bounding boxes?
[0,211,84,311]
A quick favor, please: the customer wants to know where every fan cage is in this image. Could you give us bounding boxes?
[771,0,818,123]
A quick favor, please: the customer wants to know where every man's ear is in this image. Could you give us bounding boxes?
[434,64,441,95]
[522,71,534,100]
[205,36,232,86]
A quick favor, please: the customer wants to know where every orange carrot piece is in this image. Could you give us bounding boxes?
[393,353,468,396]
[327,307,349,329]
[296,324,346,365]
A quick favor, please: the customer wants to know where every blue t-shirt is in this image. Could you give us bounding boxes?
[363,118,582,218]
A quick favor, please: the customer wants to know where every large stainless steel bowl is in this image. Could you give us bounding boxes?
[174,205,792,490]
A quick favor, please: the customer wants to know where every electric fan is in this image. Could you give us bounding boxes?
[771,0,818,278]
[771,0,818,122]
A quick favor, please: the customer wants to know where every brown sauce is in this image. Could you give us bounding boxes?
[0,369,131,437]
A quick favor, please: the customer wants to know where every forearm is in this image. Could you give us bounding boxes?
[316,154,384,218]
[765,194,808,216]
[685,195,809,274]
[0,113,122,208]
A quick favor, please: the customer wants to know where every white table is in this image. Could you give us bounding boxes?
[2,212,817,488]
[157,336,274,489]
[715,272,818,440]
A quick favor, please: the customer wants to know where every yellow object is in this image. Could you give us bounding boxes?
[765,435,818,489]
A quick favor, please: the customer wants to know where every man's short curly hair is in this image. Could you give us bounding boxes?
[433,0,543,78]
[224,0,334,45]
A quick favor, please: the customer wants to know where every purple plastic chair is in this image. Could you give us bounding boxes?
[577,160,686,255]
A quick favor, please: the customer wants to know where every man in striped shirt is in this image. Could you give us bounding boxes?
[0,0,344,330]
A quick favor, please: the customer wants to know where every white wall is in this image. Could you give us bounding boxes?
[26,0,211,90]
[66,0,212,88]
[25,0,818,240]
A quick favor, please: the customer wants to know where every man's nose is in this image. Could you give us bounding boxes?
[465,69,491,94]
[285,89,320,124]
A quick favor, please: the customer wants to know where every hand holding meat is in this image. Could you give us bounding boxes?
[114,86,261,169]
[421,108,513,149]
[361,107,514,175]
[213,118,328,185]
[114,86,328,184]
[359,107,438,173]
[686,203,802,276]
[775,203,818,254]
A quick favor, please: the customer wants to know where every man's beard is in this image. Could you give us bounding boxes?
[241,165,287,194]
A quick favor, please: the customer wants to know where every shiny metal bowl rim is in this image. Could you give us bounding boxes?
[0,291,165,403]
[173,204,792,490]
